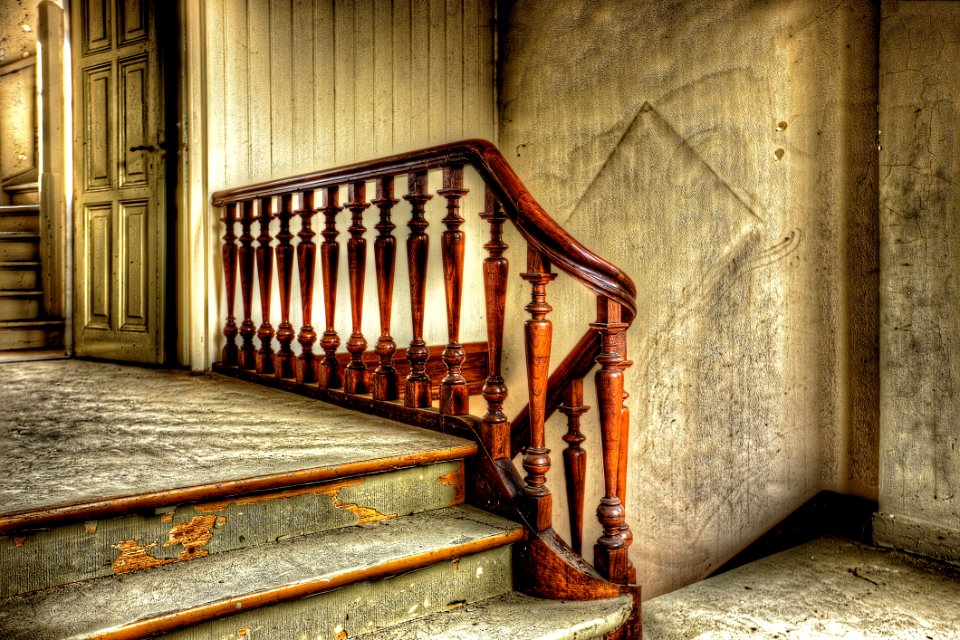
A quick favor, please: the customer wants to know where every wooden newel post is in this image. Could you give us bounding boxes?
[480,189,510,459]
[295,190,319,384]
[319,186,343,389]
[372,177,399,401]
[403,171,432,408]
[521,247,557,532]
[344,181,370,394]
[438,165,469,415]
[592,296,635,584]
[273,193,296,378]
[237,201,257,370]
[220,203,239,366]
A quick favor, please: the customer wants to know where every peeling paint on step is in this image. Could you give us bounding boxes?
[112,540,177,573]
[437,463,465,504]
[113,515,220,574]
[329,495,396,525]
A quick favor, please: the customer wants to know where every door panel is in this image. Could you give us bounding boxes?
[73,0,165,362]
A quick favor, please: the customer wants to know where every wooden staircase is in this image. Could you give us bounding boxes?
[0,170,64,351]
[0,360,632,639]
[0,140,643,637]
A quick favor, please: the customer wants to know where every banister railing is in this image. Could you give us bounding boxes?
[211,140,638,586]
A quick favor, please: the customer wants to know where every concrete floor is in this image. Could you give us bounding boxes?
[643,536,960,639]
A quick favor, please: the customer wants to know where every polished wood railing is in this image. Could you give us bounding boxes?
[211,140,638,588]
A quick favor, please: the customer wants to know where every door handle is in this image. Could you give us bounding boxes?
[129,144,157,152]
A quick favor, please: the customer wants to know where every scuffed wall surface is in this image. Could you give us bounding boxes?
[498,0,879,597]
[0,0,41,180]
[878,0,960,554]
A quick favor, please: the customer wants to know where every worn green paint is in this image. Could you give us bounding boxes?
[0,461,462,597]
[164,547,513,640]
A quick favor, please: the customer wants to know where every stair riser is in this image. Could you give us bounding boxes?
[0,298,39,321]
[8,192,39,206]
[0,460,465,597]
[0,214,38,233]
[0,241,38,262]
[163,546,513,640]
[0,269,37,290]
[0,326,62,351]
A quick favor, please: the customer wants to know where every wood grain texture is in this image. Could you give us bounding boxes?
[372,176,400,401]
[273,193,296,378]
[403,171,433,408]
[237,201,257,370]
[319,186,342,388]
[220,203,239,366]
[255,197,275,374]
[295,190,318,384]
[439,165,469,416]
[344,181,370,394]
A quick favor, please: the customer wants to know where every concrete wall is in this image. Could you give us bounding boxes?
[875,0,960,565]
[498,0,880,597]
[190,0,497,368]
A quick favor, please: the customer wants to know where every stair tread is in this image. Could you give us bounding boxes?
[0,232,38,239]
[356,592,634,640]
[0,360,476,528]
[0,205,39,214]
[0,505,523,640]
[0,290,42,297]
[0,319,64,328]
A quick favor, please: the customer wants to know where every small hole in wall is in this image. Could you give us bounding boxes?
[776,121,788,132]
[774,148,785,161]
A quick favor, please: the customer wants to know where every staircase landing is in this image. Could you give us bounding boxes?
[643,536,960,639]
[0,359,474,526]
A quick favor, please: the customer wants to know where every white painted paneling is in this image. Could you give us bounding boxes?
[199,0,496,367]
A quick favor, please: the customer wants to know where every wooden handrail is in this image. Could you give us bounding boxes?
[212,140,639,589]
[212,140,637,323]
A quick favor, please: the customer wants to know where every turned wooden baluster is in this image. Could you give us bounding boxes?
[273,193,296,378]
[255,197,275,375]
[592,296,635,584]
[559,378,589,555]
[319,186,343,389]
[238,200,257,370]
[617,333,637,584]
[403,171,432,408]
[521,248,557,532]
[344,182,370,394]
[220,203,239,366]
[371,177,399,401]
[439,165,469,415]
[295,190,319,384]
[480,190,510,460]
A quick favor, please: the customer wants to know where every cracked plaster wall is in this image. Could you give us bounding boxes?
[876,0,960,563]
[498,0,880,597]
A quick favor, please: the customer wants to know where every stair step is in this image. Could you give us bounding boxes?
[0,232,39,261]
[0,291,40,321]
[0,360,476,529]
[0,206,40,233]
[0,320,63,352]
[0,263,39,290]
[1,459,466,597]
[355,592,635,640]
[5,183,39,206]
[0,506,523,640]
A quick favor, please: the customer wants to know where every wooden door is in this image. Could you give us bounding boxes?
[72,0,167,363]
